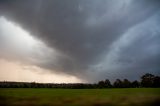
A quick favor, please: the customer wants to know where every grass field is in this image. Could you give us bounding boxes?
[0,88,160,106]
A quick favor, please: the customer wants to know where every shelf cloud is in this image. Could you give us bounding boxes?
[0,0,160,82]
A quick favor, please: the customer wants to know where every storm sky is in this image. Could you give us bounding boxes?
[0,0,160,83]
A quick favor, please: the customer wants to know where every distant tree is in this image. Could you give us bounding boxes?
[98,80,105,88]
[122,79,131,88]
[131,80,140,88]
[104,79,112,88]
[153,76,160,88]
[113,79,122,88]
[141,73,155,87]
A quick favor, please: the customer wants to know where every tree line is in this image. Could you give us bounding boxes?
[0,73,159,88]
[98,73,160,88]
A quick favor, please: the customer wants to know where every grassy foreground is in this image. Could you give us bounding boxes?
[0,88,160,106]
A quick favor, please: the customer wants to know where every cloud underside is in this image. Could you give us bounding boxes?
[0,0,160,82]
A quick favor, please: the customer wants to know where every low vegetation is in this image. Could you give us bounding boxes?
[0,88,160,106]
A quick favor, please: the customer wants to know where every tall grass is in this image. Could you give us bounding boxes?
[0,88,160,106]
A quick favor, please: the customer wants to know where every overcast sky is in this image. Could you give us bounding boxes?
[0,0,160,83]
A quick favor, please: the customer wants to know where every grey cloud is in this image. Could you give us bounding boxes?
[91,12,160,82]
[0,0,160,82]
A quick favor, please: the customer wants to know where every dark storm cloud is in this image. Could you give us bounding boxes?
[0,0,160,81]
[90,12,160,82]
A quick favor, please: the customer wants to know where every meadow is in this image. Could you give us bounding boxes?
[0,88,160,106]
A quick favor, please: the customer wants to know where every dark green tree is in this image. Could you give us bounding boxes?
[141,73,154,87]
[153,76,160,88]
[113,79,122,88]
[132,80,140,88]
[104,79,112,88]
[122,79,131,88]
[98,80,105,88]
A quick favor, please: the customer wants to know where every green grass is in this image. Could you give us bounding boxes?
[0,88,160,106]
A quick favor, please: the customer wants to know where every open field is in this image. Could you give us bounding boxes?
[0,88,160,106]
